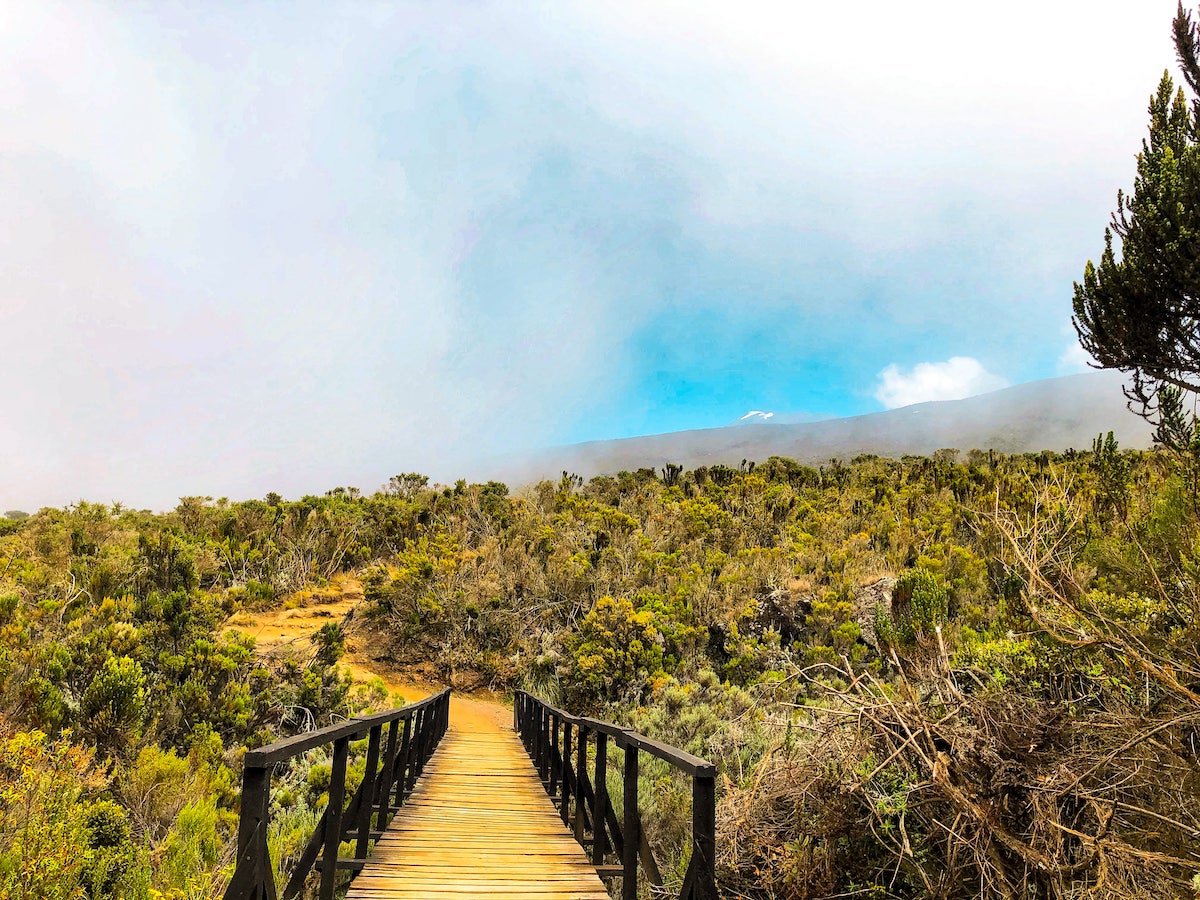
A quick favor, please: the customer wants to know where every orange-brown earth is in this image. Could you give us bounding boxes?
[223,575,509,733]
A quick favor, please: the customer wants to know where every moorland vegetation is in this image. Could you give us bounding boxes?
[1,439,1199,898]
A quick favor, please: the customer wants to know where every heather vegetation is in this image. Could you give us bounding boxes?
[2,439,1199,898]
[0,496,381,899]
[358,447,1200,898]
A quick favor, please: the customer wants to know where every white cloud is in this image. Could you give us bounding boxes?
[874,357,1009,409]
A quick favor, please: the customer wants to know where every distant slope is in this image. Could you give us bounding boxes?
[496,372,1153,483]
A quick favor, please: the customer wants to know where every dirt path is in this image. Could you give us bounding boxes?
[223,575,510,733]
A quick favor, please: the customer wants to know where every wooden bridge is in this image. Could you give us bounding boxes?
[223,689,718,900]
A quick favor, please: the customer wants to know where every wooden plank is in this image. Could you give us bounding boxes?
[345,721,606,900]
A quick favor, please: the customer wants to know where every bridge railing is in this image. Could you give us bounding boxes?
[224,688,451,900]
[514,690,718,900]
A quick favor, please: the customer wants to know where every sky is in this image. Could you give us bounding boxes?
[0,0,1185,509]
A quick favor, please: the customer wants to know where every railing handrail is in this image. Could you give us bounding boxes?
[225,687,451,900]
[513,690,718,900]
[577,716,716,776]
[511,692,716,776]
[246,690,447,766]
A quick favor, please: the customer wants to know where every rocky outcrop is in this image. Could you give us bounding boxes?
[854,577,895,652]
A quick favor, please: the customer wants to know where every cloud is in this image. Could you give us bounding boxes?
[874,358,1009,409]
[0,0,1182,509]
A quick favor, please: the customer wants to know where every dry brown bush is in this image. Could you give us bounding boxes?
[718,657,1199,899]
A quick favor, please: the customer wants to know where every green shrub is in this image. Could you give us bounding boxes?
[0,726,96,900]
[877,568,948,646]
[81,656,147,752]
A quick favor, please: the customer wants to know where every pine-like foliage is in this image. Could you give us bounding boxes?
[1073,4,1200,420]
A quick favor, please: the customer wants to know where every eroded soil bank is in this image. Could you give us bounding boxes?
[223,575,510,733]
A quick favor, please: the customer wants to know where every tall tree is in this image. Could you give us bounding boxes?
[1073,4,1200,425]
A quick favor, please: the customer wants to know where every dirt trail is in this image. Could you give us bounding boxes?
[223,575,510,733]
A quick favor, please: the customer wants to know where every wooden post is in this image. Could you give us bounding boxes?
[405,712,421,797]
[230,762,271,900]
[592,732,608,866]
[573,724,588,844]
[691,774,717,900]
[396,716,413,805]
[377,718,400,826]
[559,724,573,830]
[531,704,541,779]
[412,708,425,775]
[320,736,350,900]
[542,706,551,782]
[549,712,560,797]
[355,724,382,858]
[622,742,639,900]
[415,707,429,776]
[236,763,269,865]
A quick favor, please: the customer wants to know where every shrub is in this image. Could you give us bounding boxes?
[565,596,666,705]
[0,724,99,900]
[81,656,147,752]
[876,567,947,646]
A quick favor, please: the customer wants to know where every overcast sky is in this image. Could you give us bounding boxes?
[0,0,1184,509]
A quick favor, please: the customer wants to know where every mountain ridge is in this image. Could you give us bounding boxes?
[490,372,1153,484]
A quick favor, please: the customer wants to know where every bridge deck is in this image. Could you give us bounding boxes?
[345,726,608,900]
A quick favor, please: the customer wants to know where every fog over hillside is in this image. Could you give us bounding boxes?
[491,372,1152,484]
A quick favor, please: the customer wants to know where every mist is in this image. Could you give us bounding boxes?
[2,1,1179,510]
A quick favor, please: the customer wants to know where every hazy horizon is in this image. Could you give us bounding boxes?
[3,1,1181,509]
[4,370,1148,513]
